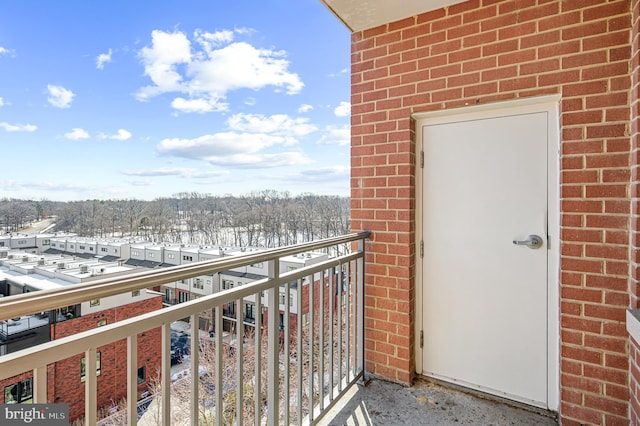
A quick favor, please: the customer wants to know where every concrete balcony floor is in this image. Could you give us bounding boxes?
[319,377,558,426]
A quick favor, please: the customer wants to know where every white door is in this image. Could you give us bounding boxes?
[419,104,556,408]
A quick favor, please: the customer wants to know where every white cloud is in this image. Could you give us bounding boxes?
[0,122,37,132]
[234,27,255,36]
[0,97,4,107]
[171,97,227,113]
[328,68,349,77]
[0,46,12,56]
[194,29,234,51]
[159,132,292,157]
[64,128,90,140]
[2,179,92,192]
[96,49,112,69]
[128,178,154,187]
[298,104,313,113]
[203,151,311,168]
[276,166,349,182]
[111,129,132,140]
[227,113,316,137]
[157,132,310,168]
[122,167,228,178]
[136,30,191,100]
[317,125,349,146]
[136,29,303,112]
[47,85,75,108]
[334,101,351,117]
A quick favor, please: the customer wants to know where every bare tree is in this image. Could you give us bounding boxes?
[2,191,350,249]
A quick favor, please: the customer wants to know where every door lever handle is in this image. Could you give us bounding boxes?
[513,234,543,249]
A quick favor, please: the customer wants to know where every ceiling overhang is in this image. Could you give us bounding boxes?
[321,0,468,32]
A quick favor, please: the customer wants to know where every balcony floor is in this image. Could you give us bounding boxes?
[319,377,558,425]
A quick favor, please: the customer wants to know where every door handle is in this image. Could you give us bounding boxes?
[513,234,543,249]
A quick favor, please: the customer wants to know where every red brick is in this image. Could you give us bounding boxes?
[584,304,627,322]
[562,20,608,40]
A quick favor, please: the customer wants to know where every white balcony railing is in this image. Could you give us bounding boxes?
[0,231,369,425]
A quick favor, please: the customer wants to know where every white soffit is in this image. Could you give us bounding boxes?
[321,0,469,32]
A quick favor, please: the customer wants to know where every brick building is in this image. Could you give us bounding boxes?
[322,0,640,424]
[0,249,162,423]
[0,297,162,422]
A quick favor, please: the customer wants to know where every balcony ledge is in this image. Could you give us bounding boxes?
[318,377,558,426]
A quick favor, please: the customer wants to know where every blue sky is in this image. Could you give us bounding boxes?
[0,1,351,201]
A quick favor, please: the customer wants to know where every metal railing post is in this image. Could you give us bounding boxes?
[33,365,46,404]
[235,298,244,426]
[267,259,280,426]
[127,335,138,426]
[357,238,365,378]
[214,306,222,426]
[161,324,171,426]
[85,347,97,426]
[190,314,199,426]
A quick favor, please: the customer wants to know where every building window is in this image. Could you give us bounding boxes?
[178,292,189,303]
[101,248,108,252]
[90,299,100,307]
[132,250,139,256]
[279,291,294,306]
[4,378,33,404]
[69,245,74,249]
[193,278,204,290]
[79,245,85,250]
[182,255,193,261]
[222,279,234,290]
[245,303,254,321]
[89,247,94,251]
[250,262,263,268]
[148,252,154,258]
[279,313,285,330]
[80,352,101,380]
[42,240,50,246]
[138,366,146,384]
[132,290,140,297]
[168,253,175,259]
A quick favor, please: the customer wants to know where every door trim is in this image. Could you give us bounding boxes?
[413,95,560,411]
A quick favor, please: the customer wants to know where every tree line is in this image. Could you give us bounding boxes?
[0,190,350,247]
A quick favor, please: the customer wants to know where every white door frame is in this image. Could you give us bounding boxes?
[413,95,560,411]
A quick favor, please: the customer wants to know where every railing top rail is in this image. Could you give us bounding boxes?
[0,231,369,321]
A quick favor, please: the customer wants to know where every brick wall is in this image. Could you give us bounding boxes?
[349,0,632,423]
[630,0,640,424]
[50,296,162,422]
